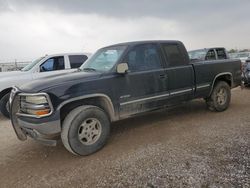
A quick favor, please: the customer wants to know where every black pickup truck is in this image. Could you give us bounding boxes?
[9,40,242,156]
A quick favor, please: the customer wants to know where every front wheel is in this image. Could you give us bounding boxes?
[0,93,10,119]
[61,105,110,156]
[206,81,231,112]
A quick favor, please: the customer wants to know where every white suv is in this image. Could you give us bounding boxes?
[0,53,90,118]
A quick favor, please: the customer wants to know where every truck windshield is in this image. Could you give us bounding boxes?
[80,45,127,72]
[21,57,44,71]
[188,49,207,60]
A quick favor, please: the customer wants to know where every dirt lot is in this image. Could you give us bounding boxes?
[0,88,249,187]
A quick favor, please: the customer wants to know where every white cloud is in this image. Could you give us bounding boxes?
[0,0,249,62]
[0,11,184,62]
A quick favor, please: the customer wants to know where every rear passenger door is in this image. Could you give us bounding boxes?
[69,55,88,69]
[119,43,169,117]
[161,43,195,104]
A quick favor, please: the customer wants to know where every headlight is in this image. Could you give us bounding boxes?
[18,94,53,117]
[25,96,48,104]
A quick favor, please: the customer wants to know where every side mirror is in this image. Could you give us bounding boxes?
[117,63,129,74]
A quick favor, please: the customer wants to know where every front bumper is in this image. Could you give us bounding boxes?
[10,88,61,146]
[19,127,59,146]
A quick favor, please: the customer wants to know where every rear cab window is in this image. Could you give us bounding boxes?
[69,55,88,68]
[161,43,187,67]
[216,48,227,59]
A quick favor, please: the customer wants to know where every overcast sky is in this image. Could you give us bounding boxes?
[0,0,249,62]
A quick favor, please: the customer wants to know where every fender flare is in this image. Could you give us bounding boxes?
[209,72,233,96]
[57,93,116,121]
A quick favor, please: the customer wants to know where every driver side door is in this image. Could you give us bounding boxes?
[117,43,169,117]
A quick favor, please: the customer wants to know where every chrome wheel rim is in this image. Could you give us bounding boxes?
[78,118,102,145]
[216,88,227,105]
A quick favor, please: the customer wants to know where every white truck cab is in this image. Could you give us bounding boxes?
[0,53,90,118]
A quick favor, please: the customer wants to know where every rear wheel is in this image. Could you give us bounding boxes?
[61,105,110,156]
[206,81,231,112]
[0,93,10,119]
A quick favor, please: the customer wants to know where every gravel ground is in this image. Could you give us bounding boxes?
[0,87,249,187]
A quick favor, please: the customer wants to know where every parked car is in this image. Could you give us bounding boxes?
[228,53,238,59]
[246,57,250,63]
[242,62,250,86]
[234,52,250,63]
[9,40,242,156]
[188,47,229,62]
[0,53,89,118]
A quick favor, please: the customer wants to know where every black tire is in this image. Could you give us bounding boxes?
[0,93,10,119]
[206,81,231,112]
[61,105,110,156]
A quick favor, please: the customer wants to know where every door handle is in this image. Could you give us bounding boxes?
[159,74,167,79]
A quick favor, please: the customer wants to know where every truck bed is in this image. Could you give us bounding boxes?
[192,59,242,98]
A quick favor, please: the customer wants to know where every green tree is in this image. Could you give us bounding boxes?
[228,49,237,53]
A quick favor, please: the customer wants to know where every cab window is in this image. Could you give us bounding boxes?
[69,55,88,68]
[40,56,65,72]
[205,50,216,60]
[161,44,185,67]
[125,44,162,72]
[216,49,227,59]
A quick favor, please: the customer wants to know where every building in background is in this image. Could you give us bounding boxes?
[0,61,30,72]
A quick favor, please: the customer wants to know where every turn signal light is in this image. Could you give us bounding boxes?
[35,109,50,116]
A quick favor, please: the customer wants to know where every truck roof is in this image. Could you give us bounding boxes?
[44,52,92,57]
[189,47,225,52]
[105,40,183,48]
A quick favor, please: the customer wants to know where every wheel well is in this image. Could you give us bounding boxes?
[0,88,12,101]
[214,74,232,87]
[209,74,232,97]
[59,97,115,124]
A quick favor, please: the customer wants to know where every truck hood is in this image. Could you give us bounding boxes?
[0,71,27,79]
[0,71,32,92]
[19,71,101,93]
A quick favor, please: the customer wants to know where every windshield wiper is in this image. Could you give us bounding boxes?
[82,68,97,72]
